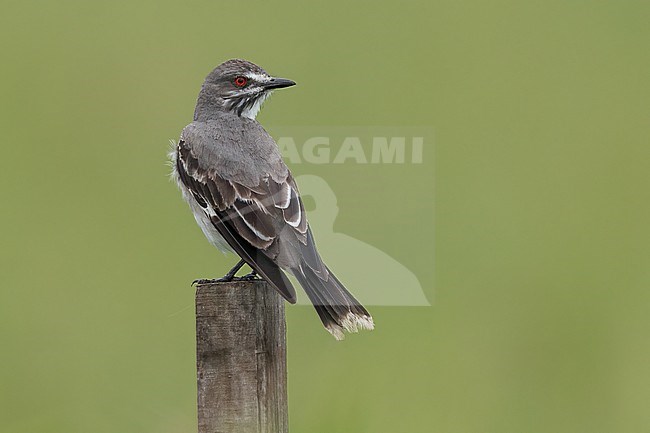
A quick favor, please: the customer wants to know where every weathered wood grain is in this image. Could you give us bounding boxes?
[196,280,288,433]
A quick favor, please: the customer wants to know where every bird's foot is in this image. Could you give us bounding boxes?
[191,259,257,286]
[191,272,259,286]
[191,275,235,286]
[237,270,259,281]
[192,259,244,286]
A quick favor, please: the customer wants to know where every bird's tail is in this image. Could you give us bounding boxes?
[293,264,374,340]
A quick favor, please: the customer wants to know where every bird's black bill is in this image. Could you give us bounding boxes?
[264,77,296,90]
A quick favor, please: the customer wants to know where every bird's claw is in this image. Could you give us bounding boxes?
[191,274,259,286]
[238,272,259,281]
[191,276,234,286]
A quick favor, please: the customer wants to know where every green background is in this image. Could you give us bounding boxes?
[1,1,648,432]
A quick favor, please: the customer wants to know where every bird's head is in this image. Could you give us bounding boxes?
[194,59,296,121]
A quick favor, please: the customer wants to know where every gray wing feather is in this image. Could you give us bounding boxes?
[178,115,319,273]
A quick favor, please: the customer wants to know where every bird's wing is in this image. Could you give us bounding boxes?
[175,132,327,303]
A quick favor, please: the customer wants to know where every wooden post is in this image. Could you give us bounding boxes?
[195,280,288,433]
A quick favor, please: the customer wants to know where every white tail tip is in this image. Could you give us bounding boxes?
[325,313,375,340]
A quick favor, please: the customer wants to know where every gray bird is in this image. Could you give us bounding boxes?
[171,59,374,339]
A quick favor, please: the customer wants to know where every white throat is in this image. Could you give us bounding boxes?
[241,91,271,120]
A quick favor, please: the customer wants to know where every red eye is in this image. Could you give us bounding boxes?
[234,76,247,87]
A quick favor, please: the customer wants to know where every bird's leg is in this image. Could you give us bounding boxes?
[219,259,247,281]
[192,259,246,286]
